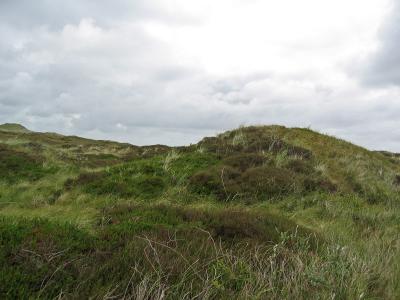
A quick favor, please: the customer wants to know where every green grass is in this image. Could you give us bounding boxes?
[0,144,58,184]
[0,123,30,133]
[0,124,400,299]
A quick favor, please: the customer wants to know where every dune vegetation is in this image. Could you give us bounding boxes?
[0,123,399,299]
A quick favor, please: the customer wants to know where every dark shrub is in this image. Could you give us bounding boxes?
[0,218,95,299]
[190,165,302,201]
[393,175,400,186]
[47,189,63,205]
[222,153,267,172]
[134,175,165,198]
[64,172,104,190]
[0,144,54,183]
[100,203,319,246]
[363,185,390,205]
[285,159,314,174]
[286,145,312,159]
[246,138,312,159]
[240,167,298,199]
[189,169,221,195]
[197,137,228,155]
[85,174,166,199]
[66,170,166,199]
[246,139,276,153]
[64,178,74,190]
[79,153,122,168]
[189,166,240,199]
[303,177,337,193]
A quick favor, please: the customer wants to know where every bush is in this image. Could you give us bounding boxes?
[393,175,400,186]
[0,218,95,299]
[190,166,300,201]
[285,159,314,174]
[0,144,56,183]
[189,166,240,199]
[222,153,267,172]
[239,167,299,199]
[99,204,319,246]
[82,174,166,199]
[302,177,337,193]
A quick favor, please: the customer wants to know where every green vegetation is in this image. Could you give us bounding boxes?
[0,144,57,183]
[0,123,31,133]
[0,124,400,299]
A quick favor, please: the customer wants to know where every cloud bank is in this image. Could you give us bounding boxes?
[1,0,400,150]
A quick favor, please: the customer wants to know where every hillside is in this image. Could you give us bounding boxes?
[0,123,31,133]
[1,124,399,299]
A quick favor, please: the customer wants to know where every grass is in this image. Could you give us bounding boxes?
[0,144,57,184]
[0,124,400,299]
[0,208,391,299]
[0,123,30,133]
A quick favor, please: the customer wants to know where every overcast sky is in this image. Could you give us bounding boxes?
[1,0,400,150]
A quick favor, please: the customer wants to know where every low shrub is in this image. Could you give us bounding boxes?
[239,166,299,200]
[285,159,314,174]
[222,153,267,172]
[393,174,400,186]
[99,204,319,246]
[0,144,56,183]
[190,165,300,201]
[302,177,337,193]
[83,174,165,199]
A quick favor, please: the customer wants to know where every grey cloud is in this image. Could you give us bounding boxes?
[0,0,187,30]
[362,1,400,86]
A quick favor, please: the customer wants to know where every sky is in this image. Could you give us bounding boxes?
[1,0,400,150]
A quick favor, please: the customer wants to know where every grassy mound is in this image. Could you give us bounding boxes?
[0,123,30,133]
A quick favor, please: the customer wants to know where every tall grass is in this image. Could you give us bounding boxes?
[1,213,394,299]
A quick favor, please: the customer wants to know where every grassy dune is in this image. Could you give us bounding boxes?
[0,124,399,299]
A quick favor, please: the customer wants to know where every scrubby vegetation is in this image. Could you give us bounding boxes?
[0,124,400,299]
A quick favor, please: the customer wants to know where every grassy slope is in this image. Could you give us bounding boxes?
[0,125,399,299]
[0,123,31,133]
